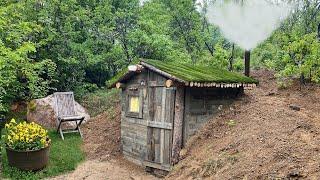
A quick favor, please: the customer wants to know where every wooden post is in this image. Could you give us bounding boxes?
[171,85,185,165]
[244,50,250,77]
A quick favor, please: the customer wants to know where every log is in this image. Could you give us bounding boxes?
[165,79,174,88]
[171,86,185,164]
[116,82,124,89]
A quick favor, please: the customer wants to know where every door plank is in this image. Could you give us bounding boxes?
[160,88,166,163]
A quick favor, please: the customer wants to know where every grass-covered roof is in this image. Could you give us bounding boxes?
[143,59,258,84]
[109,59,258,87]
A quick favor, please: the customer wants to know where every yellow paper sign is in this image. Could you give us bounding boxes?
[129,97,139,113]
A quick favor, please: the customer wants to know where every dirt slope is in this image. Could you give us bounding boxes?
[167,70,320,180]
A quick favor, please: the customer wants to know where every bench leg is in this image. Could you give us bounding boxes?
[59,127,65,140]
[57,118,84,140]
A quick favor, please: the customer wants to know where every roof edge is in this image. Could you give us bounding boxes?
[140,61,188,84]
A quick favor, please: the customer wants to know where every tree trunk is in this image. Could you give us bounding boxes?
[244,50,251,77]
[171,86,185,165]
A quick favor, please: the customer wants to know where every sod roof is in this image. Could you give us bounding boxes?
[108,59,258,87]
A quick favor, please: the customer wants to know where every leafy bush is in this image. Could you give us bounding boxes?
[79,88,120,117]
[74,83,99,100]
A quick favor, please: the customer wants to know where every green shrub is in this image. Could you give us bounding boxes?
[79,88,120,117]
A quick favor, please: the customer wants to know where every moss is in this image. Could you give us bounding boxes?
[27,100,37,112]
[109,59,258,87]
[144,59,258,84]
[107,59,141,88]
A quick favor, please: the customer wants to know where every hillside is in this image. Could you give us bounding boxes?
[167,70,320,179]
[49,70,320,180]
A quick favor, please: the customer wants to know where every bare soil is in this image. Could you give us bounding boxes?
[50,105,158,180]
[167,69,320,180]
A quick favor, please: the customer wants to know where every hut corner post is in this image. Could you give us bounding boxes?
[171,86,185,165]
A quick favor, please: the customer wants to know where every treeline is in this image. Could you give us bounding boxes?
[252,0,320,86]
[0,0,319,113]
[0,0,241,113]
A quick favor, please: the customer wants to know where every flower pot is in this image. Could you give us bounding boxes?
[6,145,50,171]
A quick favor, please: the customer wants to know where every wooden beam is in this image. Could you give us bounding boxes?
[171,86,185,165]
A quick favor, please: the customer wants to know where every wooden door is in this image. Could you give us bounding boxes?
[145,87,175,171]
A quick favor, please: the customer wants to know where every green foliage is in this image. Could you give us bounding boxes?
[3,0,319,114]
[79,88,120,117]
[0,1,56,112]
[1,130,85,180]
[253,32,320,83]
[252,1,320,84]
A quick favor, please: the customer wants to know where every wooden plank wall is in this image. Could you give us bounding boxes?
[121,71,149,163]
[121,70,169,165]
[183,87,243,145]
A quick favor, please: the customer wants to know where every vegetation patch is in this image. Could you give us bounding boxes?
[79,88,120,117]
[1,130,85,180]
[226,119,237,126]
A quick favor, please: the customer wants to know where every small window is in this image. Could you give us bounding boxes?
[129,96,140,113]
[126,88,143,118]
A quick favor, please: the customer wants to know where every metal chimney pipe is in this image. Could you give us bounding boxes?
[244,50,250,77]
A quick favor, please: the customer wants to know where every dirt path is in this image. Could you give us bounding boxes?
[49,105,158,180]
[49,158,157,180]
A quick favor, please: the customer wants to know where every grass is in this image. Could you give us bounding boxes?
[1,130,85,180]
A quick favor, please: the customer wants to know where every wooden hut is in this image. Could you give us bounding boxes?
[110,59,258,171]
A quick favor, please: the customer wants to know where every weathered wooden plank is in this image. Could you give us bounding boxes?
[147,85,155,162]
[147,121,172,129]
[163,129,170,164]
[160,89,166,163]
[154,128,160,163]
[172,86,185,164]
[143,161,171,171]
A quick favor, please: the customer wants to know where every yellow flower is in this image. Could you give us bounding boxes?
[10,119,16,123]
[5,119,50,151]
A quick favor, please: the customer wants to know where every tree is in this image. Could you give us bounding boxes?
[0,1,56,112]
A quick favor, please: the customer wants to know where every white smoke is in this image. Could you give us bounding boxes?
[206,0,293,50]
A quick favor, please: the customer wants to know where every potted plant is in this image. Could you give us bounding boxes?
[2,119,51,171]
